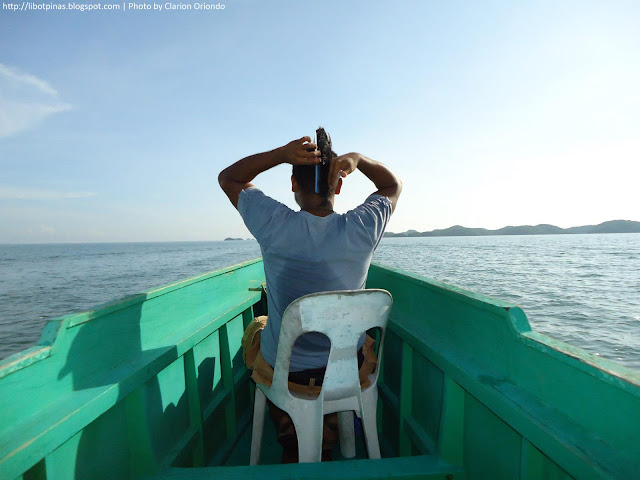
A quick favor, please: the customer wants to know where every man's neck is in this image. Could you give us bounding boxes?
[297,195,335,217]
[302,206,335,217]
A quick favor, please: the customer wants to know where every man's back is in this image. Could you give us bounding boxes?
[238,187,392,371]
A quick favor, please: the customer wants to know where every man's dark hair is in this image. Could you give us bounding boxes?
[292,164,316,193]
[293,127,337,201]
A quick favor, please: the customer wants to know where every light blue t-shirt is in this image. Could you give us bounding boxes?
[238,187,392,371]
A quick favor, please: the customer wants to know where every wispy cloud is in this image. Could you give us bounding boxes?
[0,63,72,138]
[0,186,96,199]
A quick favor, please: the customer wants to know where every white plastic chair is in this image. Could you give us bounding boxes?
[250,289,392,464]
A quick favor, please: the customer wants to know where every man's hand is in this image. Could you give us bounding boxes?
[278,137,321,165]
[328,152,402,213]
[328,152,360,189]
[219,136,321,209]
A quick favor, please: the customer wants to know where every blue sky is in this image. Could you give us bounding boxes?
[1,0,639,243]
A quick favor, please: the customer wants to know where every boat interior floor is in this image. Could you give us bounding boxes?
[144,415,466,479]
[147,455,465,479]
[223,410,371,466]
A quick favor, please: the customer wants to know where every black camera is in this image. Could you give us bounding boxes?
[315,127,336,196]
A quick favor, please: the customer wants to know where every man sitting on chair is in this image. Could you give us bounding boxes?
[218,134,402,462]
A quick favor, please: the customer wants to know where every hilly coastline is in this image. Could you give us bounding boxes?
[384,220,640,238]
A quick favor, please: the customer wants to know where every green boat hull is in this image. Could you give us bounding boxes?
[1,259,638,479]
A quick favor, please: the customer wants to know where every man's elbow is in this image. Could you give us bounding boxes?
[388,178,402,213]
[395,178,403,196]
[218,170,228,189]
[387,177,402,197]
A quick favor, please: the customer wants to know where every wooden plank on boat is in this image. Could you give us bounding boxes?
[146,455,466,480]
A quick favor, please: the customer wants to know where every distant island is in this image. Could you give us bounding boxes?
[384,220,640,238]
[224,237,244,241]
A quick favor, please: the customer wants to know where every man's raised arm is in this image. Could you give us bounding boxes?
[328,153,402,212]
[218,136,321,209]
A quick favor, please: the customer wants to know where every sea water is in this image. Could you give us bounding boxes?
[1,234,639,370]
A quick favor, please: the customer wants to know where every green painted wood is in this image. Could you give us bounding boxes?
[125,386,158,477]
[80,381,144,479]
[183,349,204,467]
[225,314,249,428]
[463,394,521,480]
[377,382,399,418]
[218,323,237,440]
[44,431,81,480]
[20,459,45,480]
[520,438,573,480]
[242,308,254,329]
[379,329,403,455]
[0,260,265,480]
[398,342,414,457]
[149,455,466,480]
[376,340,385,447]
[226,314,246,378]
[192,330,222,422]
[202,380,232,422]
[410,350,443,452]
[366,263,640,479]
[209,410,252,467]
[160,425,199,470]
[438,376,464,466]
[146,356,189,468]
[404,417,436,455]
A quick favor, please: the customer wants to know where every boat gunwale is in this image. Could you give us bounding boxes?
[64,257,264,328]
[371,262,527,323]
[370,262,640,389]
[0,258,264,377]
[519,330,640,389]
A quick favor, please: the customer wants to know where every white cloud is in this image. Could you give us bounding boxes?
[0,63,72,138]
[0,186,96,199]
[0,64,59,97]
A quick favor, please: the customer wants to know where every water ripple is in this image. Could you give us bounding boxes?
[1,235,639,371]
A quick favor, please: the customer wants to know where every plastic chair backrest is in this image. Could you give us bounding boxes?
[271,289,392,401]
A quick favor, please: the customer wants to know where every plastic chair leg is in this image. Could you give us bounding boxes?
[290,408,323,463]
[361,388,381,459]
[250,388,266,465]
[338,411,356,458]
